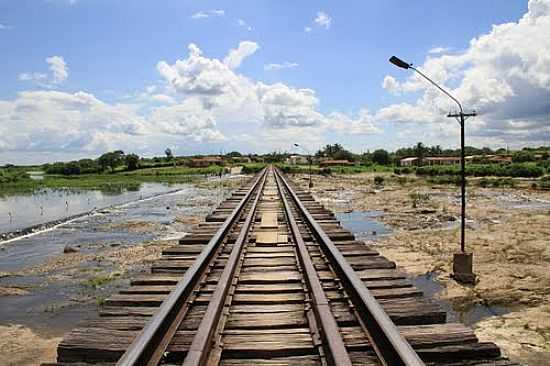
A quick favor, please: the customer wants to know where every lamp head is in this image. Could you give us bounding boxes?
[389,56,411,69]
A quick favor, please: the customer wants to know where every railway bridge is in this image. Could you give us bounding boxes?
[55,167,518,365]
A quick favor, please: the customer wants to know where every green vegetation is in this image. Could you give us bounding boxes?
[415,163,544,178]
[241,163,266,174]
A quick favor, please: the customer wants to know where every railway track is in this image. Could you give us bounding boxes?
[57,167,519,365]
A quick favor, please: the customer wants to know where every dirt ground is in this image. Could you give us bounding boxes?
[298,172,550,365]
[0,325,61,366]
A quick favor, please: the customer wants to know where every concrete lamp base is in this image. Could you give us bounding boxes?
[452,252,476,284]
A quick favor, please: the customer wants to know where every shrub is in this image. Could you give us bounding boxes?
[374,176,384,185]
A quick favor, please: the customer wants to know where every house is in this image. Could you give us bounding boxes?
[400,157,419,167]
[286,155,309,165]
[319,159,353,168]
[188,156,224,168]
[424,157,461,166]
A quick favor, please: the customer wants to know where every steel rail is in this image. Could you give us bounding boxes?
[275,169,425,366]
[183,170,268,365]
[117,168,267,366]
[274,171,352,366]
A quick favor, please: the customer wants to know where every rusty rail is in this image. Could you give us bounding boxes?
[116,168,267,366]
[274,171,353,366]
[275,168,425,366]
[183,170,268,365]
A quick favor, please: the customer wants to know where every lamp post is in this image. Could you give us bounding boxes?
[389,56,477,284]
[294,143,314,190]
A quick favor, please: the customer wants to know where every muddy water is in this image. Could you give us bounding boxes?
[412,272,511,326]
[0,182,195,235]
[0,182,229,342]
[336,210,391,240]
[338,210,512,326]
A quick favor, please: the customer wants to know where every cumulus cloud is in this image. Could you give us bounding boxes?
[264,62,299,71]
[304,26,312,33]
[223,41,260,69]
[428,46,452,55]
[191,9,225,19]
[46,56,68,84]
[155,42,378,135]
[380,0,550,146]
[19,55,68,87]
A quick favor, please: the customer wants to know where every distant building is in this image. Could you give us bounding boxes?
[400,157,419,167]
[319,159,353,168]
[286,155,309,165]
[424,157,461,166]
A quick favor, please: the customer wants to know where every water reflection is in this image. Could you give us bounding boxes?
[0,182,189,234]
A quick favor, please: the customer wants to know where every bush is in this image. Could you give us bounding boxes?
[415,163,543,178]
[0,169,31,184]
[241,164,265,174]
[374,176,384,185]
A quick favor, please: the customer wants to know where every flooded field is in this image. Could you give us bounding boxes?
[0,177,237,364]
[0,182,196,235]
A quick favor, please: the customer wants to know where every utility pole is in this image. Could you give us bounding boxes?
[390,56,477,284]
[448,111,477,254]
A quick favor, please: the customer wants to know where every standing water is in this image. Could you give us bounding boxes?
[0,183,190,235]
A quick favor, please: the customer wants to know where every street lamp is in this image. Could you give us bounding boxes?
[294,143,314,190]
[389,56,477,284]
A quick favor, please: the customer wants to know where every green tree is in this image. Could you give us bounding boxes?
[98,151,124,172]
[125,154,140,171]
[372,149,390,165]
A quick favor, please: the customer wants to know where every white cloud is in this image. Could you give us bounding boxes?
[191,9,225,19]
[380,0,550,145]
[237,19,252,31]
[19,55,68,87]
[223,41,259,69]
[304,26,312,33]
[46,56,68,84]
[428,46,452,55]
[0,23,13,30]
[382,75,400,94]
[18,73,48,82]
[264,62,299,71]
[314,11,331,29]
[3,41,384,161]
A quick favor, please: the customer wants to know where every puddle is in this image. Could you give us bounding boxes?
[413,272,511,326]
[336,210,391,241]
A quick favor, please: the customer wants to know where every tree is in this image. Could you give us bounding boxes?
[372,149,390,165]
[165,148,174,161]
[98,151,124,172]
[226,151,242,157]
[413,142,427,162]
[125,154,140,171]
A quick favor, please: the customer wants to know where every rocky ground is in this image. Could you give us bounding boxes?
[295,172,550,365]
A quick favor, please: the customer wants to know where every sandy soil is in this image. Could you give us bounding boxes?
[0,325,61,366]
[299,172,550,364]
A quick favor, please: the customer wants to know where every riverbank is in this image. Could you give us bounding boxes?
[0,177,238,365]
[299,172,550,365]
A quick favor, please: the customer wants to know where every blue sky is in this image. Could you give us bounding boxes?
[1,0,548,164]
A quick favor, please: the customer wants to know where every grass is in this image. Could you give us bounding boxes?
[0,164,224,196]
[276,163,392,175]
